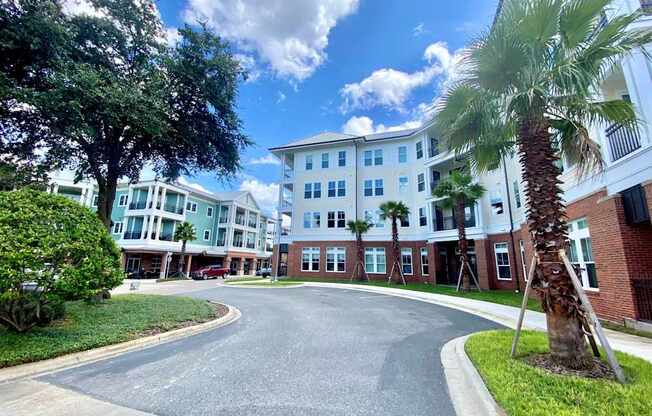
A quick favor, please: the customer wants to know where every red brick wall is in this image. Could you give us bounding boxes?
[287,240,431,282]
[480,230,530,291]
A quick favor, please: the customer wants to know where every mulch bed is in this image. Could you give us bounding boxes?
[139,302,229,337]
[525,353,616,380]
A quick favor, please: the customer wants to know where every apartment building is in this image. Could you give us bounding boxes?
[270,0,652,325]
[49,171,274,278]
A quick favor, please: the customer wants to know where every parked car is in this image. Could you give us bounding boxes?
[256,267,272,277]
[193,265,230,280]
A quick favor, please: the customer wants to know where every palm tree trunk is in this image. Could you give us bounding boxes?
[356,233,368,282]
[455,200,470,291]
[518,114,591,368]
[391,217,401,284]
[178,240,187,276]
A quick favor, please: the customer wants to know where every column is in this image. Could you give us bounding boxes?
[126,185,134,209]
[237,258,245,276]
[120,251,128,271]
[145,185,154,209]
[155,215,163,240]
[139,217,149,240]
[160,252,170,279]
[160,187,168,211]
[146,215,156,240]
[185,255,193,277]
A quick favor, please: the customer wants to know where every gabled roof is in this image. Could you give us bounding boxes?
[269,131,359,151]
[365,128,420,142]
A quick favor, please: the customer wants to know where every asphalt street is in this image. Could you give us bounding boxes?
[41,285,500,416]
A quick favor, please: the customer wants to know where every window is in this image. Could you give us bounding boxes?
[419,207,427,227]
[327,211,346,229]
[321,153,329,169]
[304,182,321,199]
[417,173,425,192]
[302,247,320,271]
[306,155,313,170]
[375,179,384,196]
[401,248,413,275]
[374,149,383,165]
[399,176,408,193]
[329,180,345,197]
[364,210,385,228]
[420,248,429,276]
[429,137,439,157]
[519,240,528,281]
[400,214,410,227]
[203,229,211,241]
[398,146,407,163]
[216,228,227,246]
[494,243,512,280]
[186,201,197,213]
[303,212,311,228]
[567,218,598,289]
[150,256,162,274]
[112,222,123,234]
[338,151,346,167]
[92,194,99,207]
[118,194,128,206]
[337,180,346,197]
[513,181,522,209]
[365,248,386,274]
[312,212,321,228]
[326,247,346,272]
[327,211,336,228]
[364,180,373,197]
[304,183,312,199]
[337,211,346,228]
[416,141,423,159]
[364,150,373,166]
[207,207,214,217]
[328,181,336,197]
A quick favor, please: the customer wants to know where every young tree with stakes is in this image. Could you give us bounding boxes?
[435,0,652,367]
[432,169,485,291]
[347,219,372,282]
[378,201,410,285]
[174,221,196,278]
[0,0,250,229]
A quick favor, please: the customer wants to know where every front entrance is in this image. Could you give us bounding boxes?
[436,241,477,286]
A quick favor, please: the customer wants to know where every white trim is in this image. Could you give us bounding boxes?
[420,247,429,276]
[326,247,346,273]
[112,222,123,235]
[494,242,512,281]
[118,194,128,207]
[301,247,320,272]
[401,248,413,275]
[203,229,211,241]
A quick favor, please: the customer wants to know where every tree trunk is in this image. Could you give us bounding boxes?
[390,217,402,284]
[518,114,591,368]
[356,233,368,282]
[96,177,118,230]
[455,200,470,291]
[178,241,187,276]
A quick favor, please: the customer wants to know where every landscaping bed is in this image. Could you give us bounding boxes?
[0,294,225,368]
[285,278,542,312]
[465,330,652,416]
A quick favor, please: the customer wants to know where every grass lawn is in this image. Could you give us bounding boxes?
[285,278,543,312]
[0,294,218,368]
[465,330,652,416]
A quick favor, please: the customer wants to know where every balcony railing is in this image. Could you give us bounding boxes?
[246,242,255,249]
[433,208,477,232]
[163,204,183,214]
[129,201,147,210]
[283,170,294,180]
[124,231,142,240]
[233,240,244,248]
[235,216,245,226]
[159,233,173,241]
[606,123,641,162]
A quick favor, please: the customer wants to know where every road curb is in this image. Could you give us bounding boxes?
[223,282,305,289]
[441,334,506,416]
[0,302,241,384]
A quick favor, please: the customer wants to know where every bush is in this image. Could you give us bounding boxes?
[0,189,123,331]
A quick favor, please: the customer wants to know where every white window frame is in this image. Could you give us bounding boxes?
[568,218,598,290]
[399,176,408,193]
[419,207,427,227]
[118,194,128,207]
[305,154,313,170]
[374,149,383,166]
[207,206,214,217]
[326,247,346,272]
[416,141,423,159]
[321,152,329,169]
[513,180,522,209]
[400,214,410,228]
[311,212,321,228]
[494,242,512,280]
[398,145,407,163]
[417,173,425,192]
[364,150,373,166]
[401,248,413,275]
[186,201,197,213]
[112,222,123,235]
[365,248,386,274]
[203,229,211,241]
[420,248,429,276]
[301,247,320,272]
[338,150,346,167]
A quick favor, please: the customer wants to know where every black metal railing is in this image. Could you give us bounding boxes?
[632,278,652,321]
[606,123,641,162]
[129,201,147,210]
[123,231,142,240]
[159,233,173,241]
[246,242,255,249]
[163,204,183,214]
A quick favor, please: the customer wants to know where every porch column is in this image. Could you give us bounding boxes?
[120,251,128,271]
[160,252,170,279]
[237,258,245,276]
[185,255,193,277]
[155,215,163,240]
[140,216,149,240]
[146,215,156,240]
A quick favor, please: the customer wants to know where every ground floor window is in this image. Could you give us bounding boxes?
[150,256,162,274]
[420,248,429,276]
[567,218,598,289]
[494,243,512,280]
[519,240,527,281]
[365,248,386,274]
[126,255,141,272]
[302,247,320,272]
[401,248,413,275]
[326,247,346,272]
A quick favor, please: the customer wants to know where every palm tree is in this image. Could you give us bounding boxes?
[435,0,652,367]
[174,221,196,278]
[379,201,410,285]
[433,170,485,291]
[347,219,372,282]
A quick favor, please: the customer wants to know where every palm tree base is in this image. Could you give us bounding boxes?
[545,305,593,370]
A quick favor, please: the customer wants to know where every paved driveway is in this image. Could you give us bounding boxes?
[41,285,500,416]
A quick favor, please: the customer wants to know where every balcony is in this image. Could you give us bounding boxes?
[124,231,142,240]
[129,201,147,210]
[159,233,174,241]
[283,169,294,181]
[433,205,477,232]
[163,203,184,215]
[606,123,642,162]
[246,242,256,249]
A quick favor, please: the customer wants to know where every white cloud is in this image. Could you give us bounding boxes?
[342,115,421,136]
[183,0,360,82]
[177,176,211,193]
[164,27,182,47]
[276,91,286,104]
[61,0,105,17]
[239,179,279,215]
[234,53,262,83]
[339,41,463,113]
[249,154,281,166]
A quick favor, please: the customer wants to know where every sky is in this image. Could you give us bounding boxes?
[67,0,500,216]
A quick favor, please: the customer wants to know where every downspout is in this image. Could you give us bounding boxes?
[354,140,359,221]
[501,155,521,292]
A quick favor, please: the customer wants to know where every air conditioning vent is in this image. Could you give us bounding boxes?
[621,185,650,225]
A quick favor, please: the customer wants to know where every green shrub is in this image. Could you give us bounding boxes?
[0,189,123,331]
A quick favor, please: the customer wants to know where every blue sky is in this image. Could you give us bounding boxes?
[153,0,499,215]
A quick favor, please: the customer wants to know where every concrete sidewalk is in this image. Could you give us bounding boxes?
[301,282,652,363]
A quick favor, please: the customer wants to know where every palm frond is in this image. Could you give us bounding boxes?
[559,0,610,51]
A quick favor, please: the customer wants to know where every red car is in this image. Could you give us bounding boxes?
[194,265,230,280]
